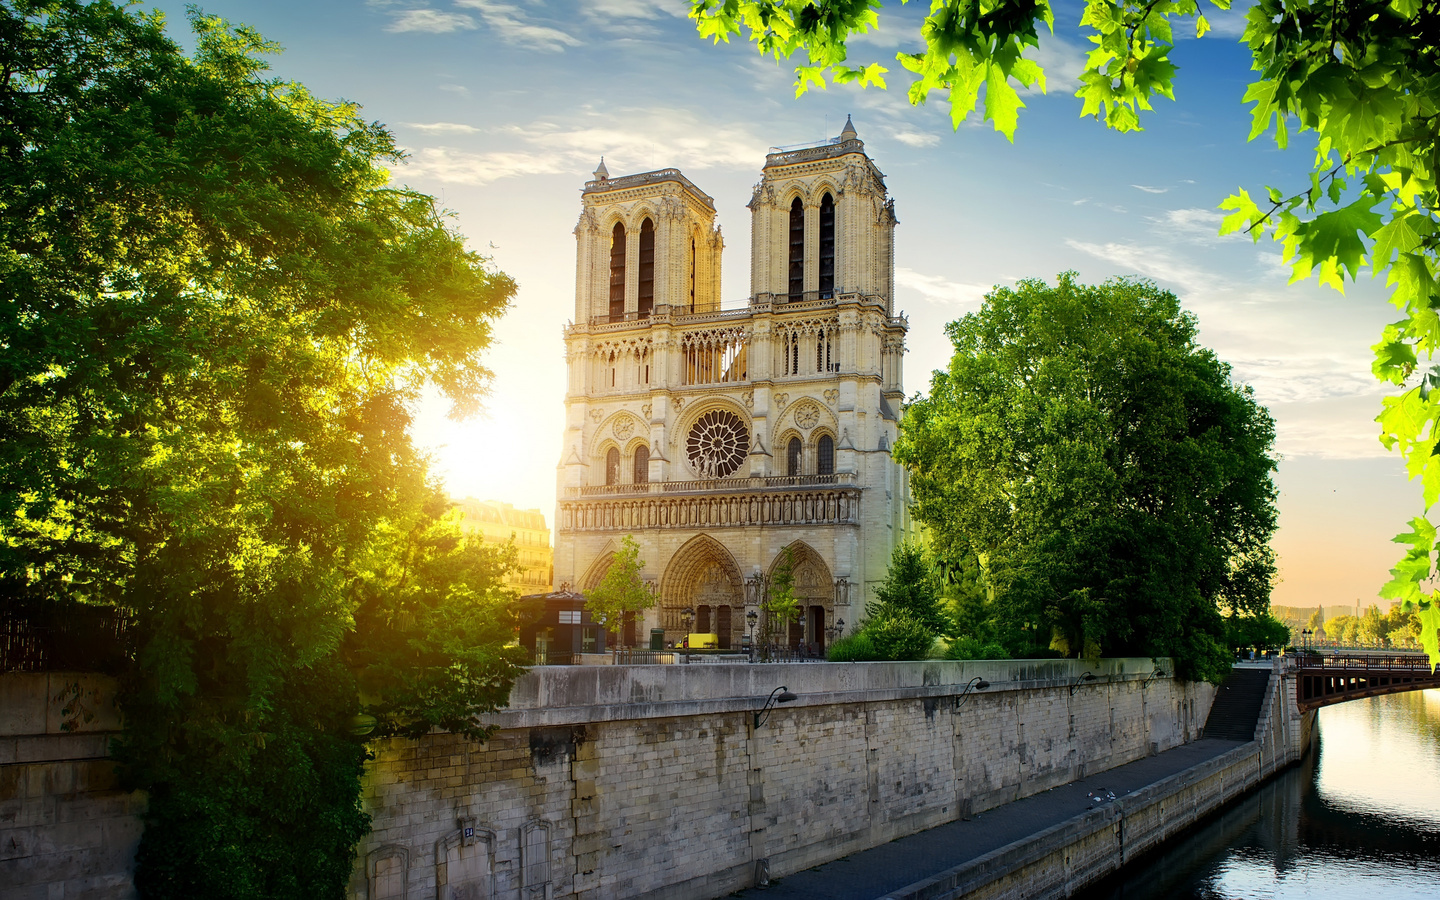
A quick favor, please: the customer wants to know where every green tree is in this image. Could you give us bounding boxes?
[1225,612,1291,654]
[765,547,802,644]
[0,3,521,896]
[1305,608,1325,637]
[867,542,952,637]
[584,534,656,646]
[895,274,1279,681]
[687,1,1440,670]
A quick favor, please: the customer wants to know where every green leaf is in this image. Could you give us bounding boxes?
[985,64,1025,141]
[1196,14,1210,38]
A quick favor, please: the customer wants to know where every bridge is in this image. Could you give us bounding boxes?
[1293,653,1440,711]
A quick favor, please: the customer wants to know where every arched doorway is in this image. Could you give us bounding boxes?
[660,535,745,649]
[767,542,834,654]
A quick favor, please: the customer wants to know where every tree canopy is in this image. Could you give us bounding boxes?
[687,0,1440,669]
[584,534,655,645]
[1,2,525,896]
[895,274,1279,681]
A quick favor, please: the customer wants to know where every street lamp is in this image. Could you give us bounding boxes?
[1070,671,1097,696]
[754,685,798,729]
[1301,628,1313,653]
[746,609,759,663]
[953,676,990,709]
[681,607,694,663]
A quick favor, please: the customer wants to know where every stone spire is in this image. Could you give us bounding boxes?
[839,114,857,141]
[593,157,609,180]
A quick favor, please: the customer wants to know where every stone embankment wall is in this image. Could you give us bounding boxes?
[0,672,143,900]
[349,659,1215,900]
[884,659,1310,900]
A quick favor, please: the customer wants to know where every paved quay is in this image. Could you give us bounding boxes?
[732,737,1247,900]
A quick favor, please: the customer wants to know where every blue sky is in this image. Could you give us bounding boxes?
[145,0,1415,610]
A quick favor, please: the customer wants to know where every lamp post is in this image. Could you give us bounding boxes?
[1070,671,1097,696]
[746,609,758,663]
[953,676,990,709]
[1301,628,1312,653]
[754,686,797,729]
[681,607,694,664]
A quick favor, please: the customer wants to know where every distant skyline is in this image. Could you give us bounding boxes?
[143,0,1416,609]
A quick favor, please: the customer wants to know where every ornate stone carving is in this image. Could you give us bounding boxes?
[743,390,754,409]
[794,402,820,431]
[613,417,635,441]
[642,403,652,420]
[774,393,789,410]
[589,409,603,423]
[558,488,861,531]
[823,389,838,407]
[674,396,685,410]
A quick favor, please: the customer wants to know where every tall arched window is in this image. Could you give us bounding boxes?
[788,197,804,302]
[689,235,697,309]
[633,445,649,484]
[818,434,834,476]
[787,437,802,477]
[605,447,620,485]
[819,192,835,297]
[638,218,655,318]
[609,222,626,320]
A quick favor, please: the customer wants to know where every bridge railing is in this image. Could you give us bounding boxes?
[1293,652,1435,671]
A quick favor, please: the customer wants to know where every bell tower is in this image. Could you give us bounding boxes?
[573,162,723,323]
[747,115,897,310]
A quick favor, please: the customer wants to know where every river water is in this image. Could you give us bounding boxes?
[1081,689,1440,899]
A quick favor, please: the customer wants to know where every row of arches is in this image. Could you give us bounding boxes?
[785,433,835,477]
[581,535,840,652]
[604,445,649,486]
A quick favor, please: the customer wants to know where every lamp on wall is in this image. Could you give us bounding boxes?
[953,676,990,710]
[754,686,798,729]
[1070,671,1097,696]
[1141,668,1167,689]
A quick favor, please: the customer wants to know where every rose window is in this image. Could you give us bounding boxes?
[686,410,749,479]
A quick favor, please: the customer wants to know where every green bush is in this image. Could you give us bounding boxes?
[865,614,936,661]
[943,635,1011,660]
[827,631,878,661]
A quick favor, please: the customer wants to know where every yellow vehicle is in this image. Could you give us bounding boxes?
[684,633,719,650]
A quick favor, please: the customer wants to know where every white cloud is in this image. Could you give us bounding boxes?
[582,0,689,21]
[438,83,471,96]
[386,8,477,33]
[1067,239,1211,295]
[1145,207,1235,245]
[1029,34,1087,91]
[406,121,480,133]
[891,130,940,148]
[895,268,991,309]
[401,147,569,185]
[400,109,771,186]
[454,0,582,52]
[1132,184,1169,194]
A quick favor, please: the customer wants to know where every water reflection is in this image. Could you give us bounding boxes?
[1080,690,1440,899]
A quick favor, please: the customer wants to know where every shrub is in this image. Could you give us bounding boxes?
[943,635,1011,660]
[827,632,878,662]
[864,614,936,661]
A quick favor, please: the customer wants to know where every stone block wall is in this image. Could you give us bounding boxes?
[348,659,1214,900]
[0,673,143,900]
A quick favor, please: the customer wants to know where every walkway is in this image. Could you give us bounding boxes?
[731,737,1247,900]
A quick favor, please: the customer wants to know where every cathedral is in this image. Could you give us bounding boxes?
[552,118,912,653]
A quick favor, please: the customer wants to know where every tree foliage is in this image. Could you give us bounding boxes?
[0,3,524,896]
[866,542,952,637]
[765,547,802,642]
[895,274,1279,681]
[689,0,1440,670]
[583,534,655,644]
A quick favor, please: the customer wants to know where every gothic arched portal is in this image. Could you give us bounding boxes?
[660,535,744,649]
[767,542,834,653]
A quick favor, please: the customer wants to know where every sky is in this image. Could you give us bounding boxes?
[142,0,1417,611]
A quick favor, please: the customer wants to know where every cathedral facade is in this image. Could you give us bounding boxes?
[552,119,911,652]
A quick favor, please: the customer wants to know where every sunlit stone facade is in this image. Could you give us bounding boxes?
[553,119,911,651]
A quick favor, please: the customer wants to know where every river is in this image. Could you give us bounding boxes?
[1080,689,1440,899]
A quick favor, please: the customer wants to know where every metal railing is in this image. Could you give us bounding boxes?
[1293,652,1435,671]
[566,472,856,497]
[2,602,131,674]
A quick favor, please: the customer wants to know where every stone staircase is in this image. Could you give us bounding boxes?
[1202,666,1272,741]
